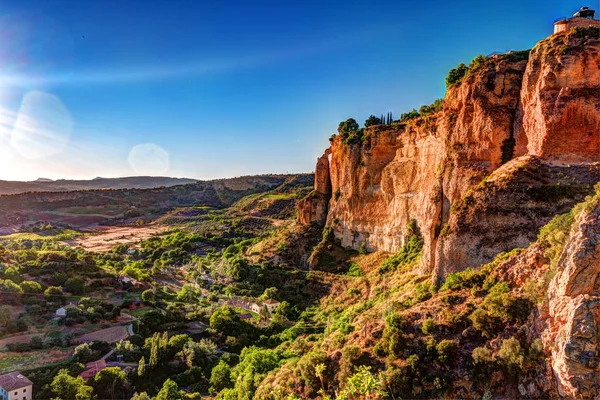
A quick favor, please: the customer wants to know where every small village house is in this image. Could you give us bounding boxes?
[79,360,107,380]
[0,371,33,400]
[262,299,281,315]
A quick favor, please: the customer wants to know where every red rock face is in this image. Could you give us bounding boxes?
[542,200,600,398]
[515,31,600,161]
[298,29,600,277]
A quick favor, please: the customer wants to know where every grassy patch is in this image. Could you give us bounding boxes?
[130,307,155,318]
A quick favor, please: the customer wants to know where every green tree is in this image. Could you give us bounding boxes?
[50,369,93,400]
[339,365,385,400]
[496,337,524,375]
[44,286,64,301]
[155,379,186,400]
[73,343,94,363]
[149,333,160,368]
[19,280,42,293]
[138,356,146,377]
[445,63,469,88]
[337,118,359,135]
[210,360,233,392]
[92,367,127,400]
[64,277,86,295]
[0,279,23,293]
[421,318,436,335]
[210,306,243,335]
[141,289,155,304]
[364,115,382,127]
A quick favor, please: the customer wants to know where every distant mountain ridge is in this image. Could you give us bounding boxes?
[0,176,198,195]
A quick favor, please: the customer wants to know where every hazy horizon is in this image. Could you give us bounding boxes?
[0,0,581,181]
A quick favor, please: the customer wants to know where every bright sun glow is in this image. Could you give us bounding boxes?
[10,91,73,160]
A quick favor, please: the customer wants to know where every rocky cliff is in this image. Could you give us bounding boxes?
[543,193,600,398]
[299,28,600,281]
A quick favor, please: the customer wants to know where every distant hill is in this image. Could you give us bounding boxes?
[0,173,314,228]
[0,176,198,195]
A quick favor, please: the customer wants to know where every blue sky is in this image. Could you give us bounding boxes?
[0,0,591,180]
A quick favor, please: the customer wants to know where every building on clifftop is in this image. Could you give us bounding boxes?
[554,6,600,34]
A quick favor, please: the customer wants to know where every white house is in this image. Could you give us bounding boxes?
[263,299,281,315]
[251,302,262,314]
[0,371,33,400]
[56,303,77,318]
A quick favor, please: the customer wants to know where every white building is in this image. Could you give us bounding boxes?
[55,307,67,317]
[262,299,281,315]
[0,371,33,400]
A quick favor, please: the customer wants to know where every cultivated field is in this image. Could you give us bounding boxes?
[73,325,130,344]
[66,225,166,252]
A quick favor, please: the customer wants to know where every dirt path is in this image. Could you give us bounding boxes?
[65,225,166,252]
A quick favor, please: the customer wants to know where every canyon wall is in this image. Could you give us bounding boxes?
[299,28,600,279]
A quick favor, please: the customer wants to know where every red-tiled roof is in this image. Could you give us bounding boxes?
[79,360,107,379]
[0,371,33,391]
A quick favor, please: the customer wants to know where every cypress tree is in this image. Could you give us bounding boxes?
[138,356,146,377]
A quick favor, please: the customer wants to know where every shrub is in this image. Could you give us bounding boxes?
[440,268,485,291]
[469,308,496,338]
[496,337,524,375]
[359,242,368,255]
[347,263,363,277]
[436,340,457,364]
[333,189,341,201]
[472,346,493,365]
[378,233,423,275]
[297,351,329,393]
[421,318,436,335]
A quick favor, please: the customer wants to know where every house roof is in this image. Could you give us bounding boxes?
[263,299,280,304]
[0,372,33,391]
[80,360,107,379]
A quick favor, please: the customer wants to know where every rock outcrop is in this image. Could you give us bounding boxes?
[515,30,600,161]
[298,28,600,279]
[543,197,600,398]
[296,150,332,225]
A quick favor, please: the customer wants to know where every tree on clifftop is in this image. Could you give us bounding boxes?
[337,118,359,135]
[364,115,382,127]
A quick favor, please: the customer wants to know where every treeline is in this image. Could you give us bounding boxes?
[334,98,444,145]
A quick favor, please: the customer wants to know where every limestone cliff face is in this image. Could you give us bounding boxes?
[515,30,600,161]
[296,151,331,225]
[298,28,600,278]
[543,199,600,398]
[299,51,530,275]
